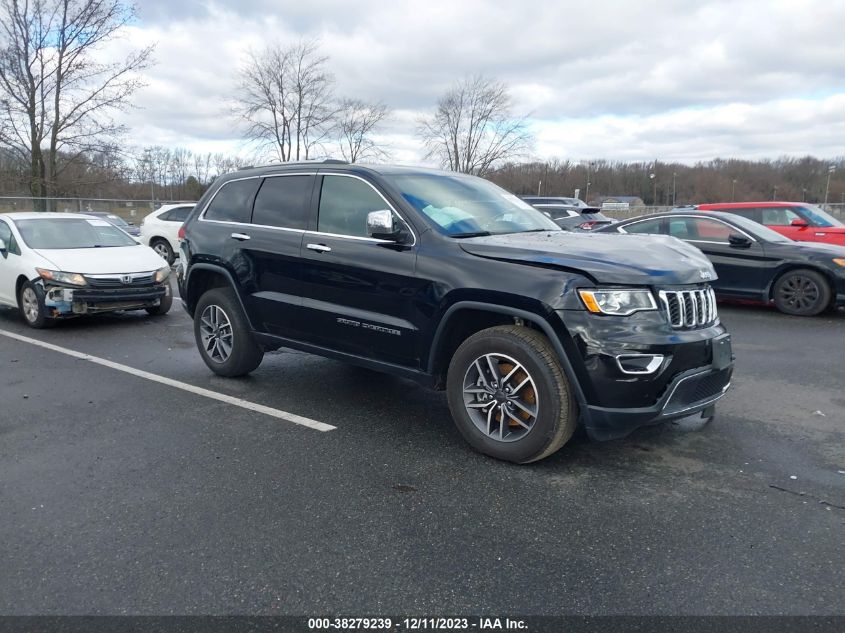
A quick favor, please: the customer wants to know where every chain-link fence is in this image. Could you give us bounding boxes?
[0,197,197,223]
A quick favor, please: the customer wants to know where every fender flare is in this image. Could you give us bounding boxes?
[184,263,254,329]
[428,301,588,409]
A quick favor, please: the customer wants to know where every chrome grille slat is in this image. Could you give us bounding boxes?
[85,272,156,288]
[659,287,718,329]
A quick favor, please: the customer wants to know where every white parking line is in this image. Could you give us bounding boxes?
[0,328,336,432]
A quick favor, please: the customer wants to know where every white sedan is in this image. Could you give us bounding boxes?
[0,213,172,328]
[139,203,194,264]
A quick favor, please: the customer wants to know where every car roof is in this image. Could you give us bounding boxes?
[697,201,801,209]
[619,210,747,223]
[2,212,97,221]
[226,161,472,181]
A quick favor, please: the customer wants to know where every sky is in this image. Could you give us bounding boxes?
[106,0,845,165]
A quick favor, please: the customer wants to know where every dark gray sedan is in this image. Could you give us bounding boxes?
[79,211,141,237]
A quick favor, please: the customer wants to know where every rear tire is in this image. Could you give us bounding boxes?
[194,287,263,377]
[773,269,831,316]
[151,238,175,265]
[446,325,578,463]
[18,281,55,329]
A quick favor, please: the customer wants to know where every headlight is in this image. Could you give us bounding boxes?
[35,268,87,286]
[833,258,845,267]
[578,288,658,316]
[154,266,171,283]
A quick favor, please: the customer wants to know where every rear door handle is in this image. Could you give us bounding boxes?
[231,233,250,241]
[306,243,332,253]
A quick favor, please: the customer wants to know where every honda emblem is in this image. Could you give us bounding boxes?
[122,275,132,284]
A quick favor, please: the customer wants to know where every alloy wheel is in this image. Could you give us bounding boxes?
[199,304,233,363]
[462,353,539,442]
[21,287,40,323]
[778,274,820,312]
[153,243,170,259]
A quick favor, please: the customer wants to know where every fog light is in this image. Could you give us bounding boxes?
[616,354,664,375]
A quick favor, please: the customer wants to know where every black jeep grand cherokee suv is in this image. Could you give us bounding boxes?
[178,161,733,463]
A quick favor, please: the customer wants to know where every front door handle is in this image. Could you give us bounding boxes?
[231,233,250,241]
[306,243,332,253]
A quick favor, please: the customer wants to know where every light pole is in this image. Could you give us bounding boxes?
[731,178,737,200]
[584,161,594,202]
[537,180,542,196]
[649,173,656,206]
[802,187,807,202]
[824,165,835,205]
[773,186,778,201]
[672,172,677,206]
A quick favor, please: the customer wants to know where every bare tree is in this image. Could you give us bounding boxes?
[418,75,532,177]
[236,39,336,162]
[336,98,389,163]
[0,0,153,206]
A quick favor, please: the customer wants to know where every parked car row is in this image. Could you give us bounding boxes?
[598,207,845,316]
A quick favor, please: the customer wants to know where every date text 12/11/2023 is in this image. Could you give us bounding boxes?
[307,617,528,630]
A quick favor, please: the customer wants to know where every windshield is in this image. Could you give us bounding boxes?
[797,205,844,228]
[16,218,139,249]
[725,214,793,243]
[105,214,129,227]
[386,174,560,236]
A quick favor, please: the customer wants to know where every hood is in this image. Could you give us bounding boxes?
[459,231,716,285]
[33,244,166,274]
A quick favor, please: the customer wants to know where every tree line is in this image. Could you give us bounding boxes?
[0,0,842,206]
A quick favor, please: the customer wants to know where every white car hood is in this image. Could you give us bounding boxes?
[33,245,166,274]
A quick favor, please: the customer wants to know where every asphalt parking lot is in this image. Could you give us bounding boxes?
[0,286,843,616]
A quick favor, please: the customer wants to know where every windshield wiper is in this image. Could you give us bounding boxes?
[450,231,492,238]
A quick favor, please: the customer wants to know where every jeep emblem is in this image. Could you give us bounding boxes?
[699,270,712,281]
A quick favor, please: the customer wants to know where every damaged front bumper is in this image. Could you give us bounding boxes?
[42,282,169,317]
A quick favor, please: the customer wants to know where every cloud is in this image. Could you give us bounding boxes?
[98,0,845,163]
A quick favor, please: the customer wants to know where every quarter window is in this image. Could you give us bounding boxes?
[252,175,312,230]
[205,179,260,224]
[318,175,388,237]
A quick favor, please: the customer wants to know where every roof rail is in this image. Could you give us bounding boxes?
[237,158,348,171]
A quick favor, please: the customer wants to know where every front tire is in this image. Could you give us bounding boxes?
[193,287,263,377]
[446,325,578,463]
[145,286,172,316]
[773,269,831,316]
[18,281,54,329]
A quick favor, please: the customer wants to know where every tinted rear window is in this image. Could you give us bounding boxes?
[252,175,312,230]
[162,206,193,222]
[205,180,259,223]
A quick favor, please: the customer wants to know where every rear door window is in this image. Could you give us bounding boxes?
[252,175,313,230]
[761,207,800,226]
[204,179,260,224]
[162,206,193,223]
[717,207,762,222]
[622,218,664,235]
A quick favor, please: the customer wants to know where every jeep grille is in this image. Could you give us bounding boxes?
[659,287,717,328]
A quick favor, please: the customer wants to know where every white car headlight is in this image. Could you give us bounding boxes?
[154,266,171,283]
[578,288,657,316]
[35,268,87,286]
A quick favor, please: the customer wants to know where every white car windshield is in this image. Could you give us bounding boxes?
[16,218,139,249]
[386,174,560,237]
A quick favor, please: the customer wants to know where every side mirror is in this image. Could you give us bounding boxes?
[728,233,752,248]
[0,238,6,258]
[367,209,401,241]
[790,218,809,228]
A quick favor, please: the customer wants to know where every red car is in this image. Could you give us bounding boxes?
[694,202,845,246]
